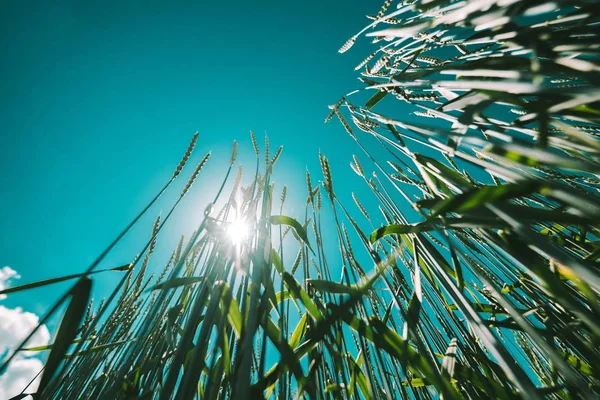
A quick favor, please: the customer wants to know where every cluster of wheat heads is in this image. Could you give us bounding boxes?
[326,0,600,398]
[0,130,412,400]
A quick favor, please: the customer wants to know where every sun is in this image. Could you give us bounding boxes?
[227,219,248,245]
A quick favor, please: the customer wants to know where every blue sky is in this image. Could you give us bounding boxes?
[0,0,392,343]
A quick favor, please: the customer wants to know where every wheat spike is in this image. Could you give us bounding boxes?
[379,205,393,225]
[342,223,352,248]
[156,252,174,283]
[350,162,363,177]
[319,152,334,201]
[414,110,436,118]
[338,35,357,54]
[172,132,198,180]
[230,140,238,166]
[232,165,243,196]
[181,152,211,198]
[250,130,259,157]
[281,185,287,206]
[270,145,283,167]
[353,155,364,177]
[312,221,320,246]
[290,250,303,275]
[325,96,346,123]
[355,52,376,71]
[352,193,370,221]
[136,214,161,293]
[334,108,356,139]
[117,272,133,306]
[149,214,161,254]
[174,235,184,265]
[310,258,321,278]
[305,170,315,206]
[317,189,322,210]
[387,161,403,174]
[391,174,413,184]
[264,135,270,167]
[80,299,95,335]
[371,55,389,74]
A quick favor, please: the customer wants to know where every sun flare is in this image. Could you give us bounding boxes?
[227,219,248,245]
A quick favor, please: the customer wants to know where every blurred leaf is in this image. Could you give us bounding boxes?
[441,338,458,379]
[37,277,92,395]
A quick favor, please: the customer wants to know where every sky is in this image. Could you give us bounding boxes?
[0,0,384,395]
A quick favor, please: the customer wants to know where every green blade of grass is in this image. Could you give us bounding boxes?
[37,277,92,395]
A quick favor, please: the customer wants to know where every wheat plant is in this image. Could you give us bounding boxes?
[1,0,600,399]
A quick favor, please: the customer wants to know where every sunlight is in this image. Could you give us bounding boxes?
[227,219,248,245]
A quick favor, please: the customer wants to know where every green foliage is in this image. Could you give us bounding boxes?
[3,1,600,399]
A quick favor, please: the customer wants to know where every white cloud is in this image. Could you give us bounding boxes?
[0,266,20,300]
[0,357,44,399]
[0,267,51,399]
[0,305,51,356]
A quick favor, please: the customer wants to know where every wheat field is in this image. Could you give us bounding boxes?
[1,0,600,399]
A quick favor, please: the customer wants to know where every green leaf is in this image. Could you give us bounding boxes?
[343,315,458,398]
[8,394,32,400]
[484,143,600,174]
[65,339,135,358]
[347,351,371,398]
[148,277,204,292]
[289,313,308,349]
[282,272,323,321]
[21,335,98,352]
[428,181,544,218]
[370,205,597,243]
[0,264,130,297]
[325,383,343,393]
[259,314,314,398]
[370,222,433,242]
[561,351,594,376]
[270,248,283,274]
[307,279,359,294]
[366,90,388,109]
[270,215,313,252]
[218,282,243,339]
[414,153,472,191]
[37,277,92,395]
[401,378,427,387]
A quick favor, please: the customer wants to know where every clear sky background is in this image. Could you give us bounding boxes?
[0,0,391,360]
